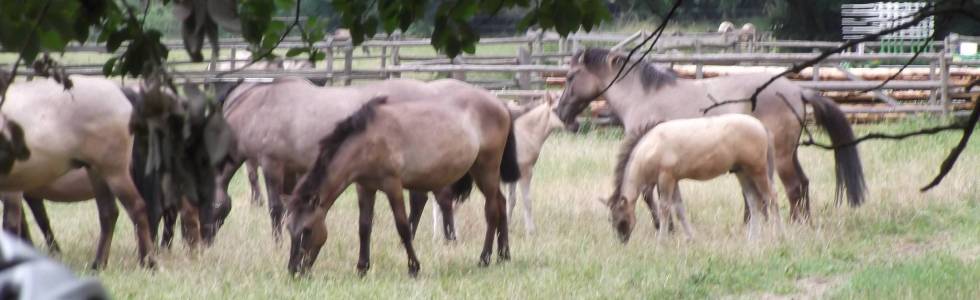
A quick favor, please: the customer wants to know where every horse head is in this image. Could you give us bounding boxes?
[0,116,31,175]
[606,194,636,243]
[555,49,632,131]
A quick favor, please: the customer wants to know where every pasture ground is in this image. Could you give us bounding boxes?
[26,117,980,299]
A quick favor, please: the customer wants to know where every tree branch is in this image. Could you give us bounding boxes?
[216,0,304,76]
[0,0,54,108]
[588,0,684,102]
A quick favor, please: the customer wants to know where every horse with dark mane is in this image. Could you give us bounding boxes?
[285,79,519,275]
[557,48,866,222]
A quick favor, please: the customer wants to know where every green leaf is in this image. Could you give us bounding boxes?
[311,51,326,62]
[38,30,65,52]
[102,57,118,76]
[286,47,308,57]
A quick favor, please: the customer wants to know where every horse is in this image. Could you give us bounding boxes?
[556,48,866,222]
[209,77,488,243]
[17,83,233,253]
[414,92,564,239]
[285,80,520,275]
[605,114,779,242]
[0,76,166,269]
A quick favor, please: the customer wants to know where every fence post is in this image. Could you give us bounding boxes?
[451,56,466,81]
[391,34,401,78]
[940,45,950,115]
[517,47,531,89]
[230,47,237,70]
[325,44,334,85]
[694,38,703,79]
[380,40,388,79]
[343,45,353,86]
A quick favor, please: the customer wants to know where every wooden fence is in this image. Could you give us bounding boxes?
[9,30,980,118]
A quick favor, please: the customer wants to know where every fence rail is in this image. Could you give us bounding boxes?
[6,30,979,118]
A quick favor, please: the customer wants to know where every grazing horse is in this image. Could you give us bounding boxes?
[0,76,160,269]
[209,77,497,243]
[18,83,233,252]
[605,114,779,242]
[417,93,565,239]
[556,48,866,222]
[286,82,520,275]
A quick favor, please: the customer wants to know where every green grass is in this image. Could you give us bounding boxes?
[22,117,980,299]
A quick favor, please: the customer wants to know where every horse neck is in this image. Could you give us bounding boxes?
[516,105,553,148]
[600,74,649,127]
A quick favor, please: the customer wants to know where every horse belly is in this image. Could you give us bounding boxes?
[398,130,480,190]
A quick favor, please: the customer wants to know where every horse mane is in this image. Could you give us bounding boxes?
[610,122,660,204]
[293,95,388,205]
[580,48,677,91]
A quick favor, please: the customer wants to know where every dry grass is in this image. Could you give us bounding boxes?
[26,117,980,299]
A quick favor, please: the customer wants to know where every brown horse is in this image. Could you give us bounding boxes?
[210,77,485,243]
[286,80,520,275]
[0,76,161,269]
[606,114,779,242]
[556,48,866,221]
[414,93,565,240]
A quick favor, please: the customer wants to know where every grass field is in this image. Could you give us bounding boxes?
[24,117,980,299]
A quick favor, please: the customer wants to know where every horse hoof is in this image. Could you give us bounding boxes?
[356,262,370,277]
[89,262,105,271]
[407,263,420,278]
[141,257,157,269]
[478,255,491,267]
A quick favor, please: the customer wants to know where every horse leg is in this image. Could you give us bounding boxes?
[180,196,202,250]
[776,149,810,223]
[86,172,119,270]
[160,205,178,249]
[506,182,517,224]
[471,164,508,265]
[102,172,156,268]
[246,160,263,206]
[261,163,287,242]
[428,188,455,242]
[407,190,427,239]
[670,188,694,240]
[736,173,764,240]
[642,186,669,231]
[430,193,442,241]
[518,173,535,235]
[24,196,59,253]
[655,176,675,239]
[355,185,377,276]
[208,158,243,243]
[1,192,28,243]
[381,179,421,277]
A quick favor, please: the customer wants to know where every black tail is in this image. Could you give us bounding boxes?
[500,121,521,183]
[449,173,474,203]
[293,96,388,204]
[805,92,867,206]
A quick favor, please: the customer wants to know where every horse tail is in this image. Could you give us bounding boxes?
[450,173,474,204]
[499,120,521,183]
[612,123,659,201]
[804,92,867,206]
[293,96,388,204]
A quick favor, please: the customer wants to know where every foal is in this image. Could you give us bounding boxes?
[425,93,563,238]
[606,114,778,242]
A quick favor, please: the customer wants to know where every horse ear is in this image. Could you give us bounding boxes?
[608,53,627,67]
